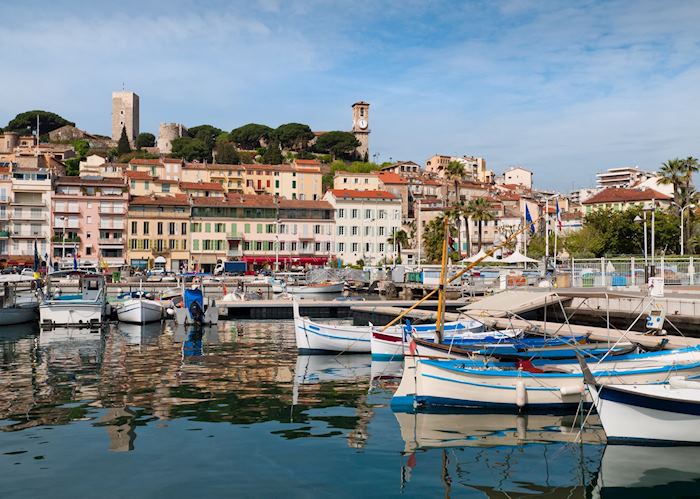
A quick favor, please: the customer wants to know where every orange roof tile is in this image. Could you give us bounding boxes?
[377,171,408,184]
[582,187,671,205]
[328,189,397,200]
[129,158,161,166]
[178,181,224,191]
[129,194,190,206]
[125,171,155,180]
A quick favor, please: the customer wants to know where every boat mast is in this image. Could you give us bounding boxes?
[435,215,450,342]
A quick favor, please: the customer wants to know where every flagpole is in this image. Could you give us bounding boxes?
[554,197,559,274]
[545,198,550,269]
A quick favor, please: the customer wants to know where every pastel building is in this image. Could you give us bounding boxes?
[10,165,52,262]
[127,195,190,271]
[189,194,334,271]
[51,176,128,269]
[324,189,402,265]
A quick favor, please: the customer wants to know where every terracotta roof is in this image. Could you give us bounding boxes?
[179,181,224,191]
[163,158,182,163]
[295,159,321,166]
[243,164,294,172]
[156,178,178,184]
[582,187,671,205]
[192,193,275,208]
[125,171,154,180]
[55,176,126,186]
[377,171,408,184]
[129,158,161,166]
[129,194,190,206]
[294,165,321,173]
[209,163,245,171]
[183,162,208,170]
[497,192,521,201]
[279,198,333,210]
[327,189,397,200]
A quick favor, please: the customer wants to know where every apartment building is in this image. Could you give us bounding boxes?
[52,176,128,269]
[324,189,402,265]
[127,195,190,271]
[243,163,322,200]
[10,165,52,261]
[189,194,334,271]
[0,167,11,256]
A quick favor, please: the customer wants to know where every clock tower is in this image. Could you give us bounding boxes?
[351,101,370,161]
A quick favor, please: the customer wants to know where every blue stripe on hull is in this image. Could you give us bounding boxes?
[414,395,584,414]
[606,436,700,446]
[600,385,700,416]
[371,353,404,361]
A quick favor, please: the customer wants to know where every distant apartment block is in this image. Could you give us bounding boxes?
[596,166,654,189]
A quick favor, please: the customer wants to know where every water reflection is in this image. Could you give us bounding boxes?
[1,320,700,497]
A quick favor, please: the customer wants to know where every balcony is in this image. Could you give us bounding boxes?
[0,231,9,238]
[227,248,242,257]
[11,198,46,207]
[13,232,48,239]
[98,207,126,215]
[151,249,171,257]
[227,233,244,241]
[52,236,81,243]
[99,222,125,230]
[13,212,46,221]
[53,221,80,229]
[99,237,125,246]
[53,205,81,214]
[0,197,8,204]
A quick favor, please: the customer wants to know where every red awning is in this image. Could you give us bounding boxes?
[241,256,329,265]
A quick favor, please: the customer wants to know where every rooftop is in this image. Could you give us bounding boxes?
[582,187,671,205]
[178,181,224,191]
[327,189,397,200]
[129,194,190,207]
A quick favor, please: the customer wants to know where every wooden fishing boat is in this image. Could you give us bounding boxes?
[293,300,481,354]
[116,291,164,324]
[579,355,700,444]
[391,355,700,412]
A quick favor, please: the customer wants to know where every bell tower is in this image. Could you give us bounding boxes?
[351,101,370,161]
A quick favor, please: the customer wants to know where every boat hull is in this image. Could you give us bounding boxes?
[117,299,163,324]
[0,304,38,326]
[592,381,700,444]
[392,356,700,412]
[287,282,344,294]
[39,302,105,328]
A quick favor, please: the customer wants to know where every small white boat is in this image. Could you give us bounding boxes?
[287,281,344,294]
[116,291,163,324]
[579,355,700,444]
[0,281,40,325]
[392,355,700,412]
[39,270,107,328]
[293,300,477,354]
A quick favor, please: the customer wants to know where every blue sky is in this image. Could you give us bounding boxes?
[2,0,699,190]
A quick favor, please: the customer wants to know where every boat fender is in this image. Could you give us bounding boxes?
[560,384,584,396]
[516,380,527,407]
[166,307,175,317]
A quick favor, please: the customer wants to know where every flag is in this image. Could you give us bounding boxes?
[556,198,563,231]
[525,205,535,234]
[73,244,78,270]
[409,338,417,355]
[33,240,40,278]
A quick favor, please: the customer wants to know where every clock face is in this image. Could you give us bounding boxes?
[358,118,368,129]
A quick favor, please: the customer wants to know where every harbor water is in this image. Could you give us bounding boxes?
[2,320,700,497]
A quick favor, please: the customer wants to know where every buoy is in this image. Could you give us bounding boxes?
[560,384,584,396]
[516,380,527,407]
[166,308,175,316]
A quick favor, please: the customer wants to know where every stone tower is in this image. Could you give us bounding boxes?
[112,91,140,144]
[351,101,370,161]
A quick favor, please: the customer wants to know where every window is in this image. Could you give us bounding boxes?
[351,242,358,252]
[379,226,385,236]
[314,224,321,234]
[351,209,358,219]
[131,221,137,234]
[256,241,263,251]
[86,216,92,224]
[193,240,199,250]
[86,247,92,256]
[157,222,163,235]
[130,180,136,189]
[205,223,211,233]
[338,242,345,252]
[364,226,371,236]
[365,243,371,253]
[275,180,279,188]
[379,210,386,219]
[291,242,297,251]
[162,183,170,193]
[315,242,321,252]
[326,242,331,252]
[169,222,175,235]
[379,243,385,252]
[143,221,149,234]
[244,223,250,233]
[144,181,150,190]
[256,224,263,234]
[215,223,225,233]
[279,242,286,251]
[292,181,296,189]
[365,209,371,219]
[266,224,275,234]
[182,222,187,235]
[169,239,176,249]
[338,209,345,218]
[351,226,358,236]
[338,226,345,236]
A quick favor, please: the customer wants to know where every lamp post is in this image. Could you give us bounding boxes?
[634,214,647,266]
[678,204,695,256]
[60,215,66,266]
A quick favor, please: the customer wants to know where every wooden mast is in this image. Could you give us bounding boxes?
[435,216,450,343]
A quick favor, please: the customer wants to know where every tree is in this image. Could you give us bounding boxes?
[387,229,409,263]
[117,126,131,154]
[315,131,360,160]
[465,198,495,251]
[262,140,284,164]
[446,160,466,205]
[322,159,381,190]
[63,158,80,176]
[423,215,458,263]
[215,142,240,164]
[275,123,314,151]
[188,124,222,152]
[170,137,209,161]
[658,158,685,208]
[135,132,155,149]
[71,139,90,158]
[230,123,274,150]
[5,110,74,135]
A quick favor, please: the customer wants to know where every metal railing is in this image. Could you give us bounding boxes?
[570,257,700,287]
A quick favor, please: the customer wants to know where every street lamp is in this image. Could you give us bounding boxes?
[60,215,67,266]
[634,214,647,265]
[676,203,696,256]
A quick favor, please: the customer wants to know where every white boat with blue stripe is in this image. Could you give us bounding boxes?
[392,354,700,412]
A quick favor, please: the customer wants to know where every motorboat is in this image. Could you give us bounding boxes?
[287,281,345,294]
[39,270,107,328]
[172,284,218,326]
[0,280,40,325]
[116,290,163,324]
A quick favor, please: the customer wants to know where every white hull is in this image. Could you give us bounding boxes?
[117,298,163,324]
[0,303,38,325]
[39,302,105,327]
[590,379,700,443]
[392,356,700,411]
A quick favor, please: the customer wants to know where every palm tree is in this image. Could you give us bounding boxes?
[387,229,409,263]
[658,158,685,208]
[465,197,495,251]
[446,160,466,206]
